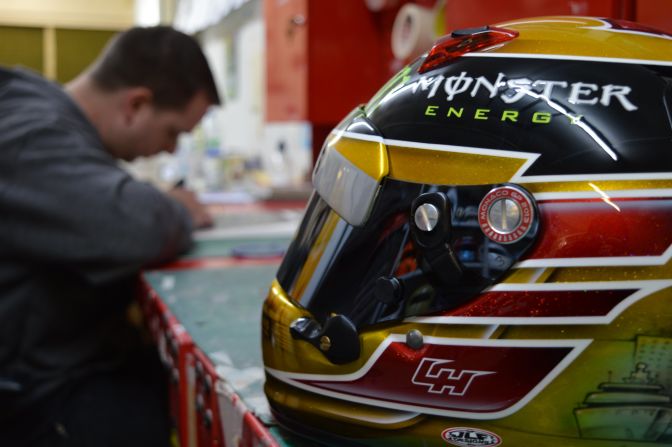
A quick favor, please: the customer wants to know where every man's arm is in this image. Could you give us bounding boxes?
[167,186,213,229]
[0,125,196,284]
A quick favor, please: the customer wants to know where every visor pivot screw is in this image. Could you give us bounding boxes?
[406,329,424,350]
[319,336,332,352]
[488,198,521,233]
[414,203,440,232]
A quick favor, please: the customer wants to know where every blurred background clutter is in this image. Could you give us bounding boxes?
[0,0,670,203]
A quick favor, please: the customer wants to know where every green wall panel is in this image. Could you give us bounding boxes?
[55,28,117,83]
[0,26,43,73]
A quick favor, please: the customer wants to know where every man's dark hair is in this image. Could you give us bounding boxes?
[90,26,220,109]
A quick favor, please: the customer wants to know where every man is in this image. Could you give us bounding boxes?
[0,27,220,446]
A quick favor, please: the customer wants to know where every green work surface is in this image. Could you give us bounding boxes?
[184,237,291,259]
[143,261,318,446]
[269,426,325,447]
[142,202,312,444]
[144,264,277,416]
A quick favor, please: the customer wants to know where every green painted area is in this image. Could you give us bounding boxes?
[474,108,490,120]
[55,28,117,83]
[424,105,439,116]
[0,26,43,73]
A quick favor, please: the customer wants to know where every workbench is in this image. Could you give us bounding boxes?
[137,202,315,447]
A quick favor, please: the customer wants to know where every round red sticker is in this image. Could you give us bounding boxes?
[478,186,534,244]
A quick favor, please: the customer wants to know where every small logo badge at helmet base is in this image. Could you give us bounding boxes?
[442,427,502,447]
[479,186,534,244]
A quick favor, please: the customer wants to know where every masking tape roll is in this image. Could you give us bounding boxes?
[391,3,437,61]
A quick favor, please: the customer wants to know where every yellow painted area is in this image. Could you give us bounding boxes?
[262,280,308,356]
[504,268,556,284]
[266,283,416,374]
[0,0,134,30]
[329,133,388,182]
[544,264,672,283]
[264,376,426,430]
[263,278,380,375]
[387,144,527,185]
[494,16,672,62]
[503,263,672,287]
[523,179,672,194]
[332,130,672,196]
[264,273,672,441]
[336,132,672,191]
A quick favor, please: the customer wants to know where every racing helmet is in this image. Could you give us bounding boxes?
[262,16,672,446]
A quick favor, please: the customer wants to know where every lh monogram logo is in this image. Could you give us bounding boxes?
[412,358,494,396]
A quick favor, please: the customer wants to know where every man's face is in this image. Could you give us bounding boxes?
[119,90,212,161]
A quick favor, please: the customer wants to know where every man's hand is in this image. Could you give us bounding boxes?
[167,187,214,229]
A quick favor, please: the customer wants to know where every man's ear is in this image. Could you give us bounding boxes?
[122,87,153,124]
